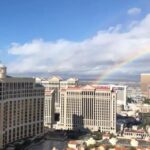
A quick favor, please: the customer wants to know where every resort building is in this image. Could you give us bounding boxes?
[0,64,45,149]
[44,89,55,129]
[111,85,127,107]
[58,85,117,133]
[141,73,150,98]
[92,84,127,109]
[123,129,150,140]
[36,76,79,113]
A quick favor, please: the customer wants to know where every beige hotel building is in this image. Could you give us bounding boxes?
[141,73,150,98]
[36,76,78,113]
[44,89,55,129]
[59,85,117,133]
[36,76,79,130]
[0,64,45,149]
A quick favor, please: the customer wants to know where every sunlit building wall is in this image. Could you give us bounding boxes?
[59,85,117,133]
[0,65,44,149]
[93,84,127,107]
[141,73,150,98]
[36,76,79,113]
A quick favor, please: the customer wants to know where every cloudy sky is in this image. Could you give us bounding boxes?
[0,0,150,82]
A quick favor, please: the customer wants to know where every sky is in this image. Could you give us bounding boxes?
[0,0,150,81]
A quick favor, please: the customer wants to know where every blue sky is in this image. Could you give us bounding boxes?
[0,0,150,81]
[0,0,149,45]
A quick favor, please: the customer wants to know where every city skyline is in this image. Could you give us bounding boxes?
[0,0,150,82]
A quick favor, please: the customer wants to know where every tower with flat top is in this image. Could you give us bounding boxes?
[0,63,7,78]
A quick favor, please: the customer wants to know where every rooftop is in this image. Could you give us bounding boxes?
[0,63,6,68]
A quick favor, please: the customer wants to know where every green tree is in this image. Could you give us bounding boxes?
[143,98,150,104]
[92,131,102,140]
[127,97,134,103]
[129,147,136,150]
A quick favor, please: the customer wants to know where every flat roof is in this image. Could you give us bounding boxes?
[141,73,150,75]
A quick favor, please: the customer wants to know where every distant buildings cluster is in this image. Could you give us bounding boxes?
[36,77,127,133]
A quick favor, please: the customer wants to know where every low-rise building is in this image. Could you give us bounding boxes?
[123,129,150,140]
[68,140,81,150]
[128,103,150,113]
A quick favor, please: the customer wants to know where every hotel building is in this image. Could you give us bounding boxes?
[141,73,150,98]
[44,89,55,129]
[92,84,126,112]
[36,76,78,113]
[59,85,117,133]
[0,64,44,149]
[111,85,127,107]
[94,85,127,107]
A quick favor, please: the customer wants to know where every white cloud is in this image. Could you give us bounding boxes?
[127,7,141,16]
[7,14,150,79]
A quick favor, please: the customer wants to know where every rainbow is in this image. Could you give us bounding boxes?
[94,47,150,84]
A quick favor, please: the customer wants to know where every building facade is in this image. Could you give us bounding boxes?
[36,76,79,113]
[141,74,150,98]
[44,89,55,129]
[59,85,117,133]
[36,76,79,130]
[0,65,44,149]
[111,85,127,107]
[127,86,142,101]
[92,84,127,108]
[123,129,150,140]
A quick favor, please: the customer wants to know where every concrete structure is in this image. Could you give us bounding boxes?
[141,73,150,98]
[36,76,78,113]
[58,85,117,133]
[93,84,127,108]
[128,103,150,113]
[0,65,45,149]
[67,140,81,149]
[44,89,55,129]
[36,76,62,112]
[127,86,142,102]
[123,129,150,140]
[111,85,127,107]
[137,104,150,113]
